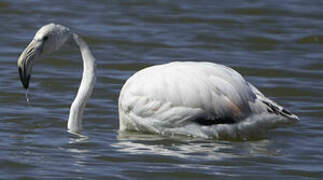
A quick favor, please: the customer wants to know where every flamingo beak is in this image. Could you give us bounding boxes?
[17,40,43,89]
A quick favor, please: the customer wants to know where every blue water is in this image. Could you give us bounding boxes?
[0,0,322,179]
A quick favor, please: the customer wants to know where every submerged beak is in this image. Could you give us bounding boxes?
[17,39,42,89]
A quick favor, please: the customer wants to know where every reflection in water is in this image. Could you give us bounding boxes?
[62,135,92,170]
[114,131,280,161]
[68,130,90,143]
[64,147,90,154]
[113,141,235,160]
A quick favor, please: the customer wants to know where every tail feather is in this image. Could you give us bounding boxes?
[247,82,299,122]
[261,99,299,121]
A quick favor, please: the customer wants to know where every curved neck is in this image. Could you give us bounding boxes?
[67,33,96,132]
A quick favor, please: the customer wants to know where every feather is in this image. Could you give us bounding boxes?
[119,62,298,139]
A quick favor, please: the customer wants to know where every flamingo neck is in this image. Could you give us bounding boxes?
[67,33,96,132]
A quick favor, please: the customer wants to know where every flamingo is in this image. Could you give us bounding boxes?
[17,23,298,139]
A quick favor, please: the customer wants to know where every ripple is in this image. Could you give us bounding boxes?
[228,7,289,16]
[0,159,35,170]
[0,2,10,8]
[296,35,323,44]
[1,0,323,179]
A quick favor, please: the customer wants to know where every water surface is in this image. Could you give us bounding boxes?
[0,0,322,179]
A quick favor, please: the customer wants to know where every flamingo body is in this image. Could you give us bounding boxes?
[119,62,298,138]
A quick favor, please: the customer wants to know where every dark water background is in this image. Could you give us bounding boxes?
[0,0,322,179]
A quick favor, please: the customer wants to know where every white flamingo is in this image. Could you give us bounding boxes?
[18,23,298,139]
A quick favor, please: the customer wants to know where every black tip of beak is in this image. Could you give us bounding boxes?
[18,67,30,89]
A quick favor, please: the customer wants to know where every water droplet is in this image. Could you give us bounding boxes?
[25,89,30,105]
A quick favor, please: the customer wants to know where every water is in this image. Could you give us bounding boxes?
[0,0,322,179]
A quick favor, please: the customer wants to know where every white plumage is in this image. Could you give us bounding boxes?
[119,61,298,139]
[18,23,298,139]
